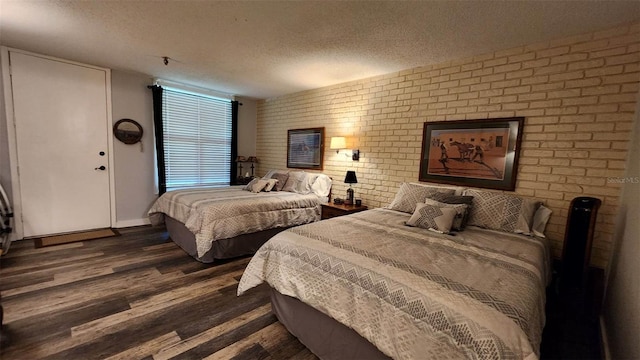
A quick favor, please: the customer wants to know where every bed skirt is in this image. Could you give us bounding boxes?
[270,288,390,360]
[165,216,286,263]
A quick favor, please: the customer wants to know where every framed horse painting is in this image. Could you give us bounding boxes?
[419,117,524,191]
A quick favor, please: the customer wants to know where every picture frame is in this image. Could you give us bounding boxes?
[419,117,524,191]
[287,127,325,170]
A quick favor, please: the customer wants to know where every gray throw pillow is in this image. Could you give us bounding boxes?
[387,183,456,214]
[464,189,540,234]
[406,203,458,234]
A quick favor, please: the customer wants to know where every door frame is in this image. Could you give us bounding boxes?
[1,47,116,240]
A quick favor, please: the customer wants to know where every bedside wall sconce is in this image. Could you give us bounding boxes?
[329,136,360,161]
[330,137,346,153]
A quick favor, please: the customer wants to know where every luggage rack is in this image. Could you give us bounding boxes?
[0,182,13,256]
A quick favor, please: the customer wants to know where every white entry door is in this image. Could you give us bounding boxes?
[8,51,112,237]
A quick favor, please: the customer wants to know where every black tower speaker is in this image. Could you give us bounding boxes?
[560,196,601,291]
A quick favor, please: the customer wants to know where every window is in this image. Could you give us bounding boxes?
[161,87,232,191]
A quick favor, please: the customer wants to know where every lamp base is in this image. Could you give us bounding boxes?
[346,187,354,205]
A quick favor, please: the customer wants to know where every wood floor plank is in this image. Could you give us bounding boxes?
[0,225,318,360]
[70,270,242,338]
[0,250,106,277]
[229,343,272,360]
[203,321,290,360]
[2,245,187,297]
[103,331,183,360]
[1,264,115,297]
[1,240,183,288]
[1,241,84,258]
[172,312,278,360]
[153,303,271,360]
[3,267,167,323]
[1,296,132,354]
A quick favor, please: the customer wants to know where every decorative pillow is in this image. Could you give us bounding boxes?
[406,203,458,234]
[270,172,289,191]
[282,171,306,193]
[387,182,457,214]
[531,205,552,238]
[250,179,269,193]
[435,195,474,229]
[264,179,278,192]
[409,182,464,196]
[243,178,260,191]
[423,198,468,231]
[464,189,540,234]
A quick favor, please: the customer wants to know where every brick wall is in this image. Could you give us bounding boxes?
[256,22,640,268]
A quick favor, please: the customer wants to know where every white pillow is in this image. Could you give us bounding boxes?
[311,174,332,197]
[262,169,277,179]
[532,205,552,237]
[301,172,319,194]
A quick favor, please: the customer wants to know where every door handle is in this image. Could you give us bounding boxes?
[95,166,106,171]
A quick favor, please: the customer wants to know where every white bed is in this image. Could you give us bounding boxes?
[238,183,552,359]
[148,171,331,262]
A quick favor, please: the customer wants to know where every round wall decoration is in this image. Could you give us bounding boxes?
[113,119,143,144]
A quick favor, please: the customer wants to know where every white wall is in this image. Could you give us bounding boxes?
[602,95,640,359]
[111,70,157,227]
[0,55,11,203]
[237,97,257,160]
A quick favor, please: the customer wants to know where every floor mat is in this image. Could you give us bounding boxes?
[34,228,119,248]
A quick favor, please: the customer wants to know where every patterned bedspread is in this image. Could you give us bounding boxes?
[148,186,322,257]
[238,208,551,360]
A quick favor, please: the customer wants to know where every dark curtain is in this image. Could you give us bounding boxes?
[148,85,167,195]
[231,101,239,185]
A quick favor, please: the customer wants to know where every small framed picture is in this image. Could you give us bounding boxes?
[287,127,324,170]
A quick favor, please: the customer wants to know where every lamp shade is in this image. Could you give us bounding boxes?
[330,137,346,150]
[236,156,246,162]
[344,171,358,184]
[247,156,258,163]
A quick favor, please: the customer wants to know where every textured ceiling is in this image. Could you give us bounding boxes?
[1,1,639,99]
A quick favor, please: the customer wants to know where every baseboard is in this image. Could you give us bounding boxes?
[114,218,151,228]
[600,315,611,360]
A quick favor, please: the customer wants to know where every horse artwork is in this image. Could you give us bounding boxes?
[449,141,475,161]
[419,118,524,191]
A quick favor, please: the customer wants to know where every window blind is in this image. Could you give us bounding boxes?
[162,88,232,190]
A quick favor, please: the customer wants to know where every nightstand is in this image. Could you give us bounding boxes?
[321,203,368,220]
[235,176,254,185]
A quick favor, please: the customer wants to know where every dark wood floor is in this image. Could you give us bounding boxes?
[0,225,602,359]
[0,226,318,360]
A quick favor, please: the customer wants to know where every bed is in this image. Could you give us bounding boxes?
[237,183,552,359]
[148,170,331,262]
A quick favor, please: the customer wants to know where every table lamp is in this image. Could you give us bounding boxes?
[344,171,357,205]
